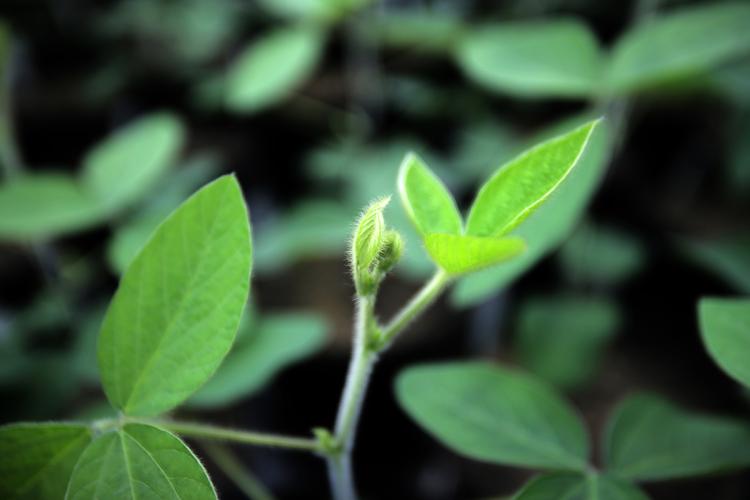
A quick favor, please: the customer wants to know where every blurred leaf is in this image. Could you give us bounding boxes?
[451,119,521,183]
[189,312,327,408]
[257,0,369,22]
[106,154,219,273]
[226,26,324,113]
[607,2,750,94]
[457,20,603,98]
[396,361,589,470]
[452,115,611,307]
[0,423,92,500]
[66,424,216,500]
[604,393,750,481]
[424,234,526,275]
[81,113,185,213]
[699,297,750,389]
[398,152,462,237]
[98,176,251,416]
[0,174,103,241]
[558,222,646,287]
[368,10,465,52]
[513,472,648,500]
[514,295,621,390]
[254,200,352,274]
[680,235,750,293]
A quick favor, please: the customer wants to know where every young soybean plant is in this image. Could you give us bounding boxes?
[0,119,598,500]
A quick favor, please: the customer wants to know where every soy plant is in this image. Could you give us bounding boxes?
[0,119,599,500]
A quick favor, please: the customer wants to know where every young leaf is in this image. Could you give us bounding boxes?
[699,298,750,389]
[456,19,603,98]
[0,174,103,241]
[452,115,610,307]
[98,175,252,416]
[397,152,462,237]
[423,233,525,275]
[604,393,750,481]
[607,2,750,94]
[514,295,621,390]
[350,197,395,295]
[513,472,648,500]
[65,423,216,500]
[0,423,93,500]
[81,113,185,213]
[188,312,328,408]
[466,119,599,238]
[225,26,324,113]
[396,362,589,470]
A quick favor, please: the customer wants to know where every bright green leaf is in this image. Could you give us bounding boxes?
[0,423,93,500]
[699,298,750,389]
[188,312,327,407]
[98,175,252,416]
[452,115,610,307]
[513,472,648,500]
[65,423,216,500]
[398,152,462,237]
[0,174,104,241]
[457,20,603,98]
[396,361,589,470]
[467,119,599,238]
[424,233,525,275]
[81,113,185,213]
[514,295,621,390]
[604,393,750,481]
[607,2,750,94]
[225,26,324,113]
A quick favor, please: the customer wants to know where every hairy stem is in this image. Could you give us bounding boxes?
[327,270,450,499]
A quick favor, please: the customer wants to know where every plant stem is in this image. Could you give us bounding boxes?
[201,443,276,500]
[135,419,321,453]
[327,269,451,499]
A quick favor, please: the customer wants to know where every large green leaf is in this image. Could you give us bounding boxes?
[0,423,93,500]
[514,295,621,390]
[466,120,598,238]
[604,393,750,481]
[188,312,327,408]
[699,298,750,389]
[0,174,104,240]
[65,423,216,500]
[456,20,603,98]
[424,233,525,275]
[452,116,610,307]
[98,175,252,416]
[398,152,462,237]
[513,472,648,500]
[396,362,589,470]
[607,2,750,94]
[81,113,185,213]
[225,26,324,113]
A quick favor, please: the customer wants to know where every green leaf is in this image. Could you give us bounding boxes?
[65,423,216,500]
[699,298,750,389]
[513,472,648,500]
[424,233,525,275]
[396,361,589,470]
[81,113,185,213]
[0,174,103,241]
[0,423,93,500]
[257,0,369,22]
[466,120,599,238]
[398,152,462,237]
[369,10,465,53]
[680,235,750,294]
[456,20,603,98]
[225,26,324,113]
[514,295,621,390]
[98,175,252,416]
[607,2,750,94]
[188,312,328,408]
[452,115,610,307]
[604,393,750,481]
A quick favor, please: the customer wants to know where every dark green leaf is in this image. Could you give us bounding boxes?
[699,298,750,389]
[680,235,750,294]
[513,472,648,500]
[396,362,589,470]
